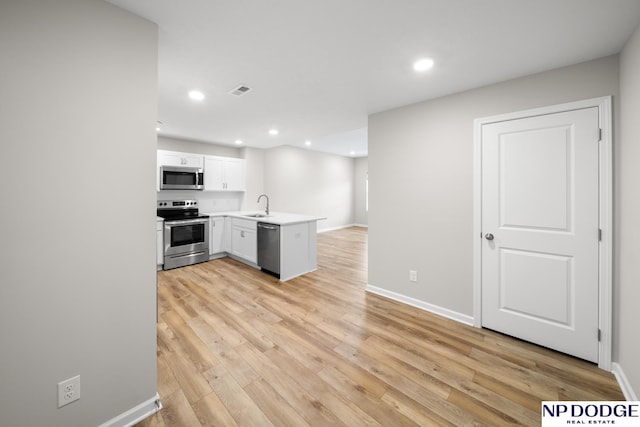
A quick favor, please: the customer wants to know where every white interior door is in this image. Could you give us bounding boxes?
[481,107,600,362]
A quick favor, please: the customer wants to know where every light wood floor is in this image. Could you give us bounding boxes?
[137,227,623,427]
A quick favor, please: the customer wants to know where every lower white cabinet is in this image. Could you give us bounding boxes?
[224,217,231,252]
[209,216,225,255]
[280,222,316,281]
[230,218,257,264]
[156,218,164,267]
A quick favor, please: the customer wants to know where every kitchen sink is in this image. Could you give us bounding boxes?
[243,213,270,218]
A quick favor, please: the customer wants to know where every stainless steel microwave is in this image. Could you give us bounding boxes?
[159,166,204,190]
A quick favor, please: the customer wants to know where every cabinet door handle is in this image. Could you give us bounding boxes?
[241,230,245,238]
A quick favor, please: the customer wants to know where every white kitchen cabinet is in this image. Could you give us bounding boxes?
[230,218,257,263]
[157,150,203,168]
[280,221,318,281]
[223,217,232,252]
[156,218,164,269]
[222,158,245,191]
[204,156,245,191]
[209,216,225,256]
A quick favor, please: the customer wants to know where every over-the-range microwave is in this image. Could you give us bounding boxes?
[159,166,204,190]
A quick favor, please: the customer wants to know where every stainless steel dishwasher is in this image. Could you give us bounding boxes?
[257,222,280,276]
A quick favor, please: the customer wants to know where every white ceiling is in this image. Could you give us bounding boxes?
[106,0,640,158]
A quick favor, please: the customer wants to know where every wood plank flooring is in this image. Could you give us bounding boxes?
[137,227,623,427]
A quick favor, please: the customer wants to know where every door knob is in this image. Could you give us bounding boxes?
[485,233,494,241]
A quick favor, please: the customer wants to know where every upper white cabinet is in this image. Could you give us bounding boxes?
[157,150,203,168]
[204,156,245,191]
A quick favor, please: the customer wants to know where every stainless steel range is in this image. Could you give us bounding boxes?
[157,200,209,270]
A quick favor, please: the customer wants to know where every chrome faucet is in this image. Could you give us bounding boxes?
[257,194,270,216]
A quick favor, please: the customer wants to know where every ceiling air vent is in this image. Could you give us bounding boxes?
[229,85,252,96]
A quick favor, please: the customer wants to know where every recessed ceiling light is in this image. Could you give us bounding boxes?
[155,127,161,132]
[413,58,434,72]
[234,139,243,145]
[350,150,356,156]
[269,129,279,136]
[305,140,312,146]
[188,90,205,101]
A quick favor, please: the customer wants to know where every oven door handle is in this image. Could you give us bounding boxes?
[164,218,208,226]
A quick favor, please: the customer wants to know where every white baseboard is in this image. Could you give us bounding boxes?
[612,362,639,401]
[365,284,474,326]
[318,223,368,233]
[318,224,353,233]
[98,393,162,427]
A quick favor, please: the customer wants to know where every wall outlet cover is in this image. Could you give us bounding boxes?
[58,375,81,408]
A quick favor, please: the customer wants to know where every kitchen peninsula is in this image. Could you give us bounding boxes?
[203,211,326,281]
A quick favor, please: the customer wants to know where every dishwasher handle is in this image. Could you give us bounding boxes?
[257,223,279,230]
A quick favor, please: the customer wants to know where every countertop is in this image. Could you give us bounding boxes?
[202,211,326,226]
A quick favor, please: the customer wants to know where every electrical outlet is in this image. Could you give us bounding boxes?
[58,375,80,408]
[409,270,418,282]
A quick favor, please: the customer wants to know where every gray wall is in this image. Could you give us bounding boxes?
[263,145,355,230]
[0,1,158,426]
[618,23,640,398]
[158,136,242,158]
[369,55,619,318]
[241,146,266,211]
[354,157,369,226]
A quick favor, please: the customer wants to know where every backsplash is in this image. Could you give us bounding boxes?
[157,190,244,213]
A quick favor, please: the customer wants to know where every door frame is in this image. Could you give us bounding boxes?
[472,96,612,370]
